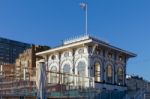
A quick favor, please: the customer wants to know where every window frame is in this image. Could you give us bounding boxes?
[117,67,124,85]
[106,64,113,84]
[94,62,101,82]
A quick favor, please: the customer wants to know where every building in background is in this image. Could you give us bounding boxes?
[126,75,150,99]
[126,75,148,91]
[0,37,31,64]
[0,44,50,98]
[15,45,50,81]
[0,37,50,81]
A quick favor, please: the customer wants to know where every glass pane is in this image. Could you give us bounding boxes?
[108,65,112,77]
[50,66,57,83]
[77,61,86,87]
[117,67,123,85]
[95,62,101,82]
[107,65,112,83]
[77,61,86,76]
[63,64,70,73]
[96,65,100,71]
[63,64,70,84]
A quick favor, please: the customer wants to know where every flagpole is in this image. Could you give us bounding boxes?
[85,3,88,35]
[80,3,88,35]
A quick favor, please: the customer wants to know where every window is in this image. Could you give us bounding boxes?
[0,65,3,75]
[95,62,101,82]
[63,64,70,73]
[77,61,86,76]
[106,65,113,83]
[63,64,70,84]
[117,67,123,85]
[77,61,86,87]
[50,66,57,83]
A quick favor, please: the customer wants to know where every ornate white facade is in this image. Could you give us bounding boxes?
[36,35,136,91]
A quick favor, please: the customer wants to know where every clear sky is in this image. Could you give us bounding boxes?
[0,0,150,80]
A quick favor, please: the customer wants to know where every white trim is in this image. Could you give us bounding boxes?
[48,63,59,71]
[36,39,92,56]
[36,37,135,57]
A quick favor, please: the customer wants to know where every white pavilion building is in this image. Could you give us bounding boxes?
[36,35,136,94]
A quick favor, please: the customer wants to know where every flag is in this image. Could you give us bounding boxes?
[80,3,87,10]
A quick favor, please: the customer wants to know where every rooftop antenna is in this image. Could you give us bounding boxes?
[80,2,88,35]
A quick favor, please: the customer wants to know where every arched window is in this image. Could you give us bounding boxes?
[117,67,124,85]
[50,66,57,84]
[63,64,71,84]
[106,65,113,83]
[77,61,86,76]
[63,64,70,73]
[95,62,101,82]
[77,61,86,87]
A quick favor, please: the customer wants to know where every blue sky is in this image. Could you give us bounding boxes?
[0,0,150,80]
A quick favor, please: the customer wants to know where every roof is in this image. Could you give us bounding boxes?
[36,35,137,57]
